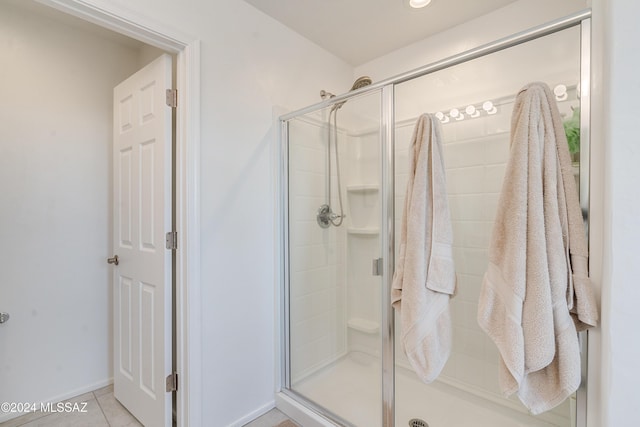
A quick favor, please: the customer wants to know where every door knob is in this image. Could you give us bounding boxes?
[107,255,119,266]
[0,313,9,324]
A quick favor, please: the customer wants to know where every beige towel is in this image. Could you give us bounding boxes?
[478,82,598,414]
[392,113,456,383]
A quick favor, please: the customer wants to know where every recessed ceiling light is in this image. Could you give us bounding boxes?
[409,0,432,9]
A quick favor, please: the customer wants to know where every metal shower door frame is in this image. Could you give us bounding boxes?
[279,9,593,427]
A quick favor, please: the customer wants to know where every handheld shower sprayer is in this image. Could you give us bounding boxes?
[317,76,373,228]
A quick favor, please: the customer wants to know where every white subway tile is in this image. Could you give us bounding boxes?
[485,164,507,193]
[457,354,486,389]
[443,140,486,169]
[290,220,315,247]
[441,352,458,380]
[455,273,482,304]
[450,299,464,328]
[446,166,485,194]
[452,117,487,142]
[460,194,486,219]
[455,327,486,358]
[288,120,320,149]
[483,337,500,364]
[290,269,328,297]
[290,144,326,174]
[481,193,501,222]
[482,362,502,395]
[290,244,330,272]
[291,196,325,222]
[464,248,489,276]
[452,247,466,268]
[448,194,484,221]
[395,149,409,174]
[395,172,409,195]
[452,325,463,354]
[311,335,332,367]
[395,125,414,151]
[290,170,325,197]
[456,221,491,249]
[312,290,330,317]
[456,301,477,331]
[484,107,512,135]
[483,134,510,165]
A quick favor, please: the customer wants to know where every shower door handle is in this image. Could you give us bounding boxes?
[372,258,383,276]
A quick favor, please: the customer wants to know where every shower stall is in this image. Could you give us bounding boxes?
[278,10,591,427]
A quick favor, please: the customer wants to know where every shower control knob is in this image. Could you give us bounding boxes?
[0,312,9,324]
[317,204,332,229]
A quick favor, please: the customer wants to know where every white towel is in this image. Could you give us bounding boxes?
[392,113,456,383]
[477,82,598,414]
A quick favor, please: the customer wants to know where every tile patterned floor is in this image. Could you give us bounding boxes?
[0,385,141,427]
[243,409,299,427]
[1,386,297,427]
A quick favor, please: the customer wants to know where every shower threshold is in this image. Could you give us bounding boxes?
[285,351,569,427]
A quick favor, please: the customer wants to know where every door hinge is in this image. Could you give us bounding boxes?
[166,89,177,108]
[166,372,178,392]
[372,258,383,276]
[166,231,178,250]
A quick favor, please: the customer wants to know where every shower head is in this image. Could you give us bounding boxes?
[350,76,373,91]
[331,76,373,111]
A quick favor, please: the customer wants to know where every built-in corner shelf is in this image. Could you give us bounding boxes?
[347,318,380,335]
[347,227,379,236]
[346,184,379,193]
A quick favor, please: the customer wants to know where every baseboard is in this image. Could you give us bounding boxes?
[225,400,275,427]
[0,378,113,423]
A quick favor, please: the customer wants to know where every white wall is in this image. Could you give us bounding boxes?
[0,2,144,419]
[195,6,352,425]
[599,0,640,425]
[57,0,354,425]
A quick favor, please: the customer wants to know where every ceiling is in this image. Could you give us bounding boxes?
[244,0,519,66]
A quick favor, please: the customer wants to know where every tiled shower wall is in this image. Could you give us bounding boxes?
[345,131,382,356]
[288,118,347,383]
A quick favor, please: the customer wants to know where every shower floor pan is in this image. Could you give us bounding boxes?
[293,352,569,427]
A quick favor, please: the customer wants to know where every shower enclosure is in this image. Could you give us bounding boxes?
[279,10,591,427]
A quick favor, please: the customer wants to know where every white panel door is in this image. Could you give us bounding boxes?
[112,54,173,427]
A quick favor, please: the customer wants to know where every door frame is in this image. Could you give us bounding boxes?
[36,1,202,425]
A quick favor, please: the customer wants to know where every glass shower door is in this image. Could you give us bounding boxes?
[392,26,582,427]
[284,89,384,426]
